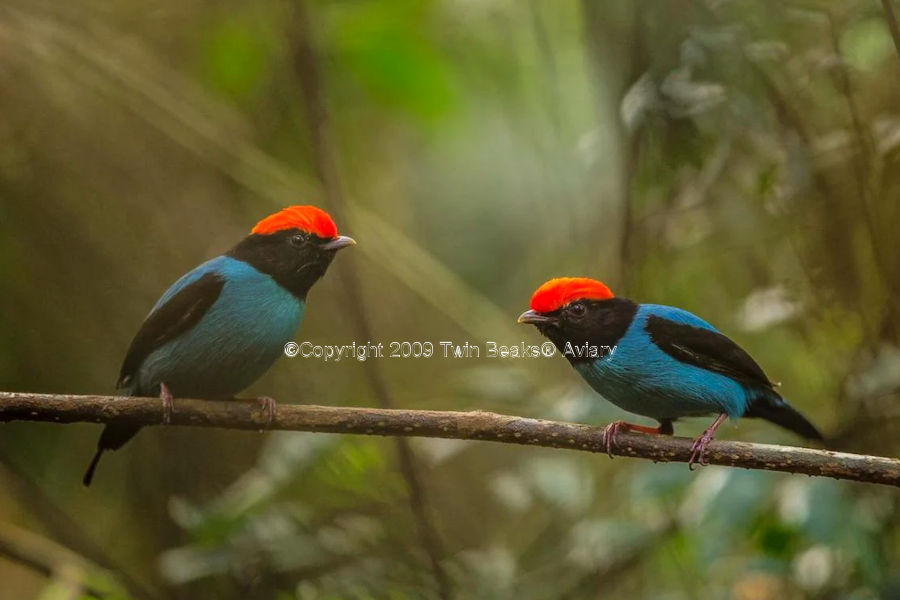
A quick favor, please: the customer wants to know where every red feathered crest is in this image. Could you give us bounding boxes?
[529,277,614,313]
[251,205,338,239]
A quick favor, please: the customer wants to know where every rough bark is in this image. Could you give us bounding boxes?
[3,392,899,487]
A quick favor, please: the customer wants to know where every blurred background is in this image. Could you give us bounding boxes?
[1,0,900,598]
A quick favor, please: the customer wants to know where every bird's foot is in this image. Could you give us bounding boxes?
[602,421,670,458]
[602,421,631,458]
[688,432,714,470]
[688,413,728,470]
[160,382,174,425]
[255,396,277,429]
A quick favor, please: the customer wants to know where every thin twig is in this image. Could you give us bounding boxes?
[825,13,892,291]
[580,0,645,293]
[288,4,452,598]
[2,392,899,487]
[881,0,900,66]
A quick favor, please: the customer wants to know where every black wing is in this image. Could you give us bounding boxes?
[117,271,225,388]
[645,314,775,389]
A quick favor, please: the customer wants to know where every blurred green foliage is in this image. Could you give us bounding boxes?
[1,0,900,598]
[201,16,273,102]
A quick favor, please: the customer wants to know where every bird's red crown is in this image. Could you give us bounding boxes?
[529,277,614,313]
[251,205,338,239]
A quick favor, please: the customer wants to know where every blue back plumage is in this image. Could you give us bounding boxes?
[638,304,716,330]
[150,256,228,311]
[133,256,305,398]
[574,304,755,420]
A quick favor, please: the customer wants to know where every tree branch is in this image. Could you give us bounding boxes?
[2,392,899,487]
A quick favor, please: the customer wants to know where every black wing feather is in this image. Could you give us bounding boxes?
[117,272,225,388]
[645,315,822,440]
[645,314,775,389]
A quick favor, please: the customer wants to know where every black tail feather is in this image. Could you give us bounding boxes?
[82,447,104,487]
[745,397,823,440]
[83,424,141,487]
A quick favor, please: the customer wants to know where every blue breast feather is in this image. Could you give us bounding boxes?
[575,304,760,420]
[133,256,305,398]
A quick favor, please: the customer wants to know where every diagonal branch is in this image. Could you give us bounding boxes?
[2,392,899,487]
[0,520,127,599]
[288,3,452,598]
[0,447,164,600]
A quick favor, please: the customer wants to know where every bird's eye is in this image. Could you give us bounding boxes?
[568,302,587,318]
[290,233,307,247]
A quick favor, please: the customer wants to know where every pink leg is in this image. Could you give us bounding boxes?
[688,413,728,470]
[602,420,669,459]
[160,382,174,424]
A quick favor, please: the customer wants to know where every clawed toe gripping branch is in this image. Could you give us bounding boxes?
[2,391,900,487]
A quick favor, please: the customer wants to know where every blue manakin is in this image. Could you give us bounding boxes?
[517,277,822,466]
[83,205,355,486]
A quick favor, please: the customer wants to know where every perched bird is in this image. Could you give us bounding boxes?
[83,205,355,486]
[517,277,822,467]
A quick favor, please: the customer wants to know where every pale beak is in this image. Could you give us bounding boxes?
[321,235,356,251]
[517,309,557,325]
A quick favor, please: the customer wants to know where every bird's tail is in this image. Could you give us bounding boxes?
[82,447,104,487]
[82,423,142,487]
[744,395,823,440]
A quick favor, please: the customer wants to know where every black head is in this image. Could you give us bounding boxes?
[228,228,355,300]
[518,298,637,363]
[517,278,635,364]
